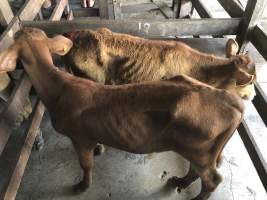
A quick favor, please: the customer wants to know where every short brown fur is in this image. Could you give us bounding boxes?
[0,28,244,200]
[63,28,256,100]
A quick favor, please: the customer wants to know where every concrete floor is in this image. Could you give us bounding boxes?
[1,0,267,200]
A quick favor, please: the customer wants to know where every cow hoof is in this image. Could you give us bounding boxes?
[94,144,105,156]
[168,176,187,192]
[15,114,24,127]
[14,97,32,127]
[73,181,89,193]
[33,129,44,151]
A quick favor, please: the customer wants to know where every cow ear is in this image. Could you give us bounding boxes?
[0,44,19,73]
[48,35,73,55]
[235,69,254,86]
[226,39,239,58]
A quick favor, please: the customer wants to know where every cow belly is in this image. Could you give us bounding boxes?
[83,110,170,153]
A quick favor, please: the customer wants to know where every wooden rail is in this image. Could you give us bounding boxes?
[21,18,241,37]
[216,0,244,17]
[192,0,212,18]
[0,0,14,26]
[3,101,45,200]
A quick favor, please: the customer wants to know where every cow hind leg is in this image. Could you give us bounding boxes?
[72,140,97,193]
[191,168,222,200]
[168,163,199,192]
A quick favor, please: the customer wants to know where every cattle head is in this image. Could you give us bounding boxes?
[0,28,73,73]
[225,39,256,100]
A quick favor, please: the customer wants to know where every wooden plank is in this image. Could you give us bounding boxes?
[49,0,67,20]
[99,0,109,19]
[253,83,267,126]
[250,25,267,61]
[72,8,99,18]
[192,0,212,18]
[0,74,14,101]
[0,0,14,26]
[113,0,122,19]
[107,0,115,19]
[22,18,241,37]
[0,73,32,155]
[236,0,267,52]
[18,0,46,20]
[64,0,70,16]
[0,0,45,51]
[120,0,172,6]
[3,101,45,200]
[179,0,193,18]
[0,17,20,54]
[172,0,180,18]
[217,0,244,18]
[152,0,173,19]
[67,9,74,20]
[121,3,158,14]
[238,101,267,192]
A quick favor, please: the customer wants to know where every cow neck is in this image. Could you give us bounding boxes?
[187,51,233,80]
[21,42,64,110]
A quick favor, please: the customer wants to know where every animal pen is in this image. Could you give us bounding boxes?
[0,0,267,199]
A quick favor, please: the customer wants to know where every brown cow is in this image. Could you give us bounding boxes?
[62,28,256,100]
[0,28,244,200]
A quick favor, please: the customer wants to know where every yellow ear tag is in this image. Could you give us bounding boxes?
[63,45,67,52]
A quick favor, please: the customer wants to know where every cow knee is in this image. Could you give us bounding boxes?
[202,169,222,192]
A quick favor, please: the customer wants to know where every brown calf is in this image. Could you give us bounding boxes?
[62,28,256,100]
[0,28,244,200]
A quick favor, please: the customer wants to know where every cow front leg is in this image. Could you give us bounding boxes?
[72,140,96,193]
[94,143,105,156]
[168,163,199,192]
[191,168,222,200]
[15,96,33,127]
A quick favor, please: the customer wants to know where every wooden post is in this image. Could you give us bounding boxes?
[236,0,267,53]
[0,0,14,26]
[3,101,45,200]
[113,0,122,19]
[179,0,193,18]
[152,0,174,19]
[192,0,212,18]
[99,0,109,19]
[217,0,244,18]
[172,0,180,18]
[0,0,14,102]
